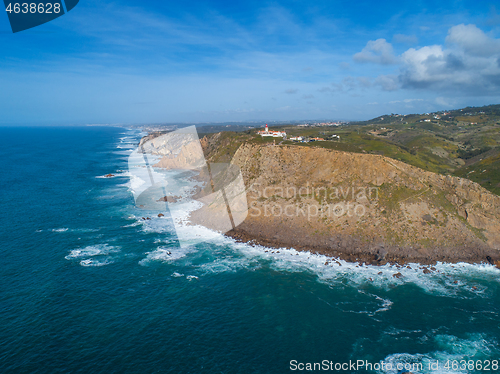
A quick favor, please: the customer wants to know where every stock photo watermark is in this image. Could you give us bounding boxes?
[248,182,379,221]
[4,0,79,33]
[290,359,500,372]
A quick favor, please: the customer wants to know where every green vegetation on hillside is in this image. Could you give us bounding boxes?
[201,104,500,196]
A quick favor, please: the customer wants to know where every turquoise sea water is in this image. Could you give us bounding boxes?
[1,126,500,374]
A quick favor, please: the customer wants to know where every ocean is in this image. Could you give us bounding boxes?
[1,126,499,374]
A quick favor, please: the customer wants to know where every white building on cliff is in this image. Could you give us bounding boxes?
[257,124,287,138]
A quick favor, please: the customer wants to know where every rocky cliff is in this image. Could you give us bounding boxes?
[222,142,500,265]
[140,128,206,169]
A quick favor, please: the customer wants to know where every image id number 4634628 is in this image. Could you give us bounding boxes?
[6,2,61,13]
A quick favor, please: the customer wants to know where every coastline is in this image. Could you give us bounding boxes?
[221,143,500,268]
[225,227,500,268]
[138,131,500,268]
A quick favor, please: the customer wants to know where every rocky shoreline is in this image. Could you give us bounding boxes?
[225,228,500,268]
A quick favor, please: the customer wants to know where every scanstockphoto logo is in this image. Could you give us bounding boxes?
[128,126,248,248]
[4,0,78,33]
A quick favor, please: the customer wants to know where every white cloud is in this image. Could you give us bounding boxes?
[445,24,500,57]
[399,36,500,92]
[353,24,500,94]
[400,45,450,87]
[353,38,398,65]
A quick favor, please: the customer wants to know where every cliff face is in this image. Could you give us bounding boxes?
[140,129,206,170]
[225,143,500,264]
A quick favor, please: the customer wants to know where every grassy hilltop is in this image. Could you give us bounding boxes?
[201,104,500,196]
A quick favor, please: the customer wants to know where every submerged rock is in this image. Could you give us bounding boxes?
[157,195,181,203]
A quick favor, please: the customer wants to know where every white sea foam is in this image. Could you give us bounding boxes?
[72,228,100,233]
[139,215,176,234]
[379,352,432,374]
[373,295,393,314]
[130,200,500,294]
[138,246,191,266]
[50,228,100,233]
[51,228,69,232]
[126,158,216,248]
[127,173,146,191]
[122,221,142,228]
[171,272,184,277]
[379,333,498,374]
[186,275,199,280]
[80,258,114,267]
[192,233,500,296]
[198,257,252,274]
[357,290,394,315]
[65,244,121,266]
[116,144,136,149]
[132,199,500,295]
[126,150,164,197]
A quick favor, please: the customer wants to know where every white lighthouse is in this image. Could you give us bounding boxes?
[257,123,286,138]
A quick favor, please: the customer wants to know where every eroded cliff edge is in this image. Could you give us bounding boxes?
[214,141,500,265]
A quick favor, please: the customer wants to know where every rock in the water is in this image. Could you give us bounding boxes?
[392,272,403,279]
[158,213,164,217]
[157,195,181,203]
[104,173,114,178]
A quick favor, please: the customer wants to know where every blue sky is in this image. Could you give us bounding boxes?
[1,0,500,125]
